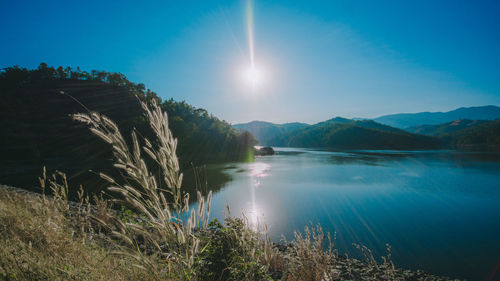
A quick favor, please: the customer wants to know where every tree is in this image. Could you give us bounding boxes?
[56,66,66,79]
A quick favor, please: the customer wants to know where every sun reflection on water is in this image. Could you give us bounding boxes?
[249,162,270,178]
[246,162,270,231]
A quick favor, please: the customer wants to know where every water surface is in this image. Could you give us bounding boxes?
[206,148,500,280]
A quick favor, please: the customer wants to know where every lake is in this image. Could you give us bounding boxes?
[203,148,500,281]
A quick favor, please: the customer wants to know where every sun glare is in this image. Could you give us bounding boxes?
[242,0,266,92]
[244,66,263,89]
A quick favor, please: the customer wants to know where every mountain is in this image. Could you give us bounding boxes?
[373,106,500,129]
[406,119,490,136]
[316,117,404,133]
[233,121,308,145]
[268,118,442,150]
[0,64,255,194]
[390,118,500,150]
[444,120,500,150]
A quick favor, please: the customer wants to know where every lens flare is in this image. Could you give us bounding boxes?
[243,0,264,91]
[246,0,255,69]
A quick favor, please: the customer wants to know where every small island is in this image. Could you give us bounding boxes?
[254,146,275,156]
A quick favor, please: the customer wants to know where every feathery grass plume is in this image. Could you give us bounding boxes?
[72,98,214,278]
[38,168,102,239]
[204,191,212,228]
[281,223,337,281]
[141,100,182,212]
[38,167,70,213]
[50,171,69,203]
[76,185,91,238]
[385,243,396,274]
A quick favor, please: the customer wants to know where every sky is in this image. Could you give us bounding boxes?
[1,0,499,124]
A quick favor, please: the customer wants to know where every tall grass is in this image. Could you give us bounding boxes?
[0,185,148,280]
[73,99,214,279]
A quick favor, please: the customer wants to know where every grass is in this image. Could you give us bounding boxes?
[0,187,147,280]
[0,97,460,280]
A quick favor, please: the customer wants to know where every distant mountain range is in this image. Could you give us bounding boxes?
[372,105,500,129]
[234,106,500,150]
[234,117,441,150]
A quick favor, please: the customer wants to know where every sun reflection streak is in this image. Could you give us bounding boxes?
[249,162,270,178]
[246,162,270,231]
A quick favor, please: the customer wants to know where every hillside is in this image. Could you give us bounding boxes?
[373,106,500,129]
[268,118,442,150]
[0,64,255,194]
[443,119,500,150]
[406,119,490,136]
[233,120,308,145]
[316,117,404,133]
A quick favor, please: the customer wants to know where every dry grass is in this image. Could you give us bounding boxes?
[0,188,148,281]
[280,224,336,281]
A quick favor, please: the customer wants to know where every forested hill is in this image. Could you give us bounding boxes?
[406,119,490,136]
[396,119,500,150]
[233,121,309,145]
[440,120,500,150]
[267,117,442,150]
[0,63,256,194]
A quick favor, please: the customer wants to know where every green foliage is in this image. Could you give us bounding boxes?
[406,118,500,149]
[0,64,156,100]
[162,99,257,166]
[197,218,272,281]
[406,119,490,136]
[444,119,500,149]
[118,205,147,223]
[233,121,309,145]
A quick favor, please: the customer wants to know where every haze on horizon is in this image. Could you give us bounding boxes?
[1,0,499,124]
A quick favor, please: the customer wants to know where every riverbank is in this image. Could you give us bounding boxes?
[0,184,462,280]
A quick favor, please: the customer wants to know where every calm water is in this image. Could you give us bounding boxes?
[205,148,500,281]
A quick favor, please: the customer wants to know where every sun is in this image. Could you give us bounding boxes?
[244,66,263,89]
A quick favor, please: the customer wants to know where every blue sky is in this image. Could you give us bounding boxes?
[1,0,499,124]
